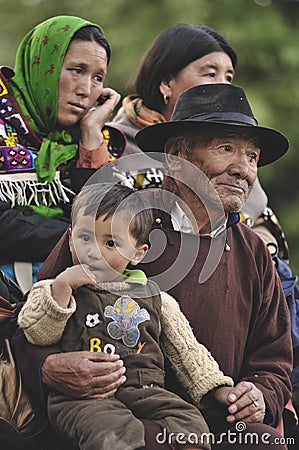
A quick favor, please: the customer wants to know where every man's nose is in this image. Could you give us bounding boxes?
[227,155,250,179]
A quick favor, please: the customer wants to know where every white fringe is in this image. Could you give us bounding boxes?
[0,171,75,207]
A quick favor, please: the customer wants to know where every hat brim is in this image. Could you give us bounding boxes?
[135,120,289,167]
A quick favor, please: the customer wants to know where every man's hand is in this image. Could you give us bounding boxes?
[223,381,266,423]
[42,351,126,399]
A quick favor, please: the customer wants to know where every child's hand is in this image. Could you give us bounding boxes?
[214,386,235,406]
[51,265,97,308]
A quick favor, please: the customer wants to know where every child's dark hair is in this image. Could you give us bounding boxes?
[71,183,153,246]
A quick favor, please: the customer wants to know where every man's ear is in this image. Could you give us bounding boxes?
[130,244,149,266]
[164,143,182,172]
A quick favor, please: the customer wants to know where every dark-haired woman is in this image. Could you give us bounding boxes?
[0,15,121,284]
[113,23,288,260]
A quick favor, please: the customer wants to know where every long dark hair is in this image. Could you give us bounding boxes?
[72,26,111,64]
[130,24,237,112]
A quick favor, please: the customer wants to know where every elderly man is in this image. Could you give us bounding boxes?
[134,84,292,446]
[13,84,292,450]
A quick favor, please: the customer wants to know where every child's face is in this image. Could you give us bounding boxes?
[69,211,148,282]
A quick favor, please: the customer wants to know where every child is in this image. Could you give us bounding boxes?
[18,183,234,450]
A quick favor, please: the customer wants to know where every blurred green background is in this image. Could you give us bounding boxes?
[1,0,299,273]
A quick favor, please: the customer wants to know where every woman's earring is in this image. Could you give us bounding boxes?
[163,94,169,105]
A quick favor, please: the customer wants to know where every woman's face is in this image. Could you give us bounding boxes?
[160,51,234,120]
[57,39,108,127]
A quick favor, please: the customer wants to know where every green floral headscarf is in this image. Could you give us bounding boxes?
[9,15,105,183]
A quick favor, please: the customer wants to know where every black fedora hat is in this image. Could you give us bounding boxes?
[135,84,289,167]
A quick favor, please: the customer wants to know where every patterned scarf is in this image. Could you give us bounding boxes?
[8,15,105,183]
[122,95,166,129]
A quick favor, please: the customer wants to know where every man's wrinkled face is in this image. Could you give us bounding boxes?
[178,133,260,213]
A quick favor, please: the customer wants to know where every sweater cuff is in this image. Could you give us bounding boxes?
[77,141,110,168]
[18,280,76,345]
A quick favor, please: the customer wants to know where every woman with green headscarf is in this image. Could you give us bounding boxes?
[0,15,121,283]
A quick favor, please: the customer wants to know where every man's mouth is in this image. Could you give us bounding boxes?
[218,183,246,194]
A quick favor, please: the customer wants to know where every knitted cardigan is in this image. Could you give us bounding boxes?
[18,279,233,404]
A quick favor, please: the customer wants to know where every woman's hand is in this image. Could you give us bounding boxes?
[80,87,121,150]
[42,351,126,398]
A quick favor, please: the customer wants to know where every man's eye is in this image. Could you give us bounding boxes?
[221,145,232,152]
[106,240,116,248]
[80,234,90,242]
[249,153,259,163]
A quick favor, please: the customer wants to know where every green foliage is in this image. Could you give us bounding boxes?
[2,0,299,272]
